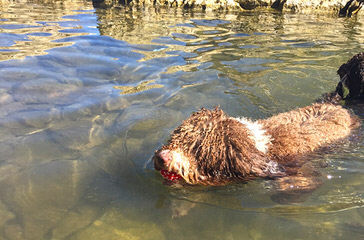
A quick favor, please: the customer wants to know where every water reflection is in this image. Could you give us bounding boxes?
[0,0,95,61]
[0,0,363,239]
[93,6,364,113]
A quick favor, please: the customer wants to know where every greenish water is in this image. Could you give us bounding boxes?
[0,0,363,239]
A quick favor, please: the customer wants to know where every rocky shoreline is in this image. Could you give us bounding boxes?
[93,0,363,16]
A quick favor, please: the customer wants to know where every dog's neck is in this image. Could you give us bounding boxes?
[235,117,272,154]
[234,117,286,177]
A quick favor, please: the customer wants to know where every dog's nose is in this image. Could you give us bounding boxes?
[154,149,172,170]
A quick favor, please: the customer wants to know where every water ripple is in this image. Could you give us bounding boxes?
[0,2,363,240]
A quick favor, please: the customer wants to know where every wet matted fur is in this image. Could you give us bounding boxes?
[154,103,360,187]
[153,53,363,197]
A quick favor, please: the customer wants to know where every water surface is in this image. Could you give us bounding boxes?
[0,1,363,239]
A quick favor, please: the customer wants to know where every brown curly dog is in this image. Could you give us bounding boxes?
[153,54,362,196]
[154,104,359,186]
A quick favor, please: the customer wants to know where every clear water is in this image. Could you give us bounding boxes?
[0,1,363,239]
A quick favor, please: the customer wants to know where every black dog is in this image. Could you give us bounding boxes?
[337,52,364,99]
[323,52,364,103]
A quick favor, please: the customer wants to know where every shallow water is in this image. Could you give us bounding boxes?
[0,0,363,239]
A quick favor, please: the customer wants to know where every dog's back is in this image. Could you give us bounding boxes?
[260,103,360,162]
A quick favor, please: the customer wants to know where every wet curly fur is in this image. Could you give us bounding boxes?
[155,108,277,185]
[153,53,362,193]
[154,104,359,187]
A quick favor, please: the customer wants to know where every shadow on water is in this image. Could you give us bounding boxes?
[0,0,363,239]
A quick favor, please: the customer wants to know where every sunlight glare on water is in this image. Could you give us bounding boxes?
[0,0,363,239]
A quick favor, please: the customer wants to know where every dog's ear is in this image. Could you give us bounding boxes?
[335,81,344,99]
[337,61,350,99]
[337,62,348,79]
[337,53,364,99]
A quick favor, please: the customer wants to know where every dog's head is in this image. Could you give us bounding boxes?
[336,52,364,99]
[153,108,278,185]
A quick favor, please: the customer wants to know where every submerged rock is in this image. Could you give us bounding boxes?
[70,208,165,240]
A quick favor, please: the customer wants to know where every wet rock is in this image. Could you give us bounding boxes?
[14,78,80,105]
[128,117,171,139]
[283,0,349,12]
[0,104,61,135]
[0,144,14,165]
[0,160,96,239]
[104,95,129,112]
[71,208,165,240]
[95,0,363,14]
[11,130,81,166]
[85,113,120,148]
[47,123,92,152]
[0,101,27,118]
[63,98,105,121]
[124,137,144,158]
[3,222,23,240]
[239,0,269,10]
[50,205,101,239]
[49,107,62,122]
[0,199,15,226]
[8,109,51,130]
[0,164,21,183]
[0,117,31,137]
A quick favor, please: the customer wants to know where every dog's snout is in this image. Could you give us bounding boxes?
[159,150,172,163]
[154,149,172,170]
